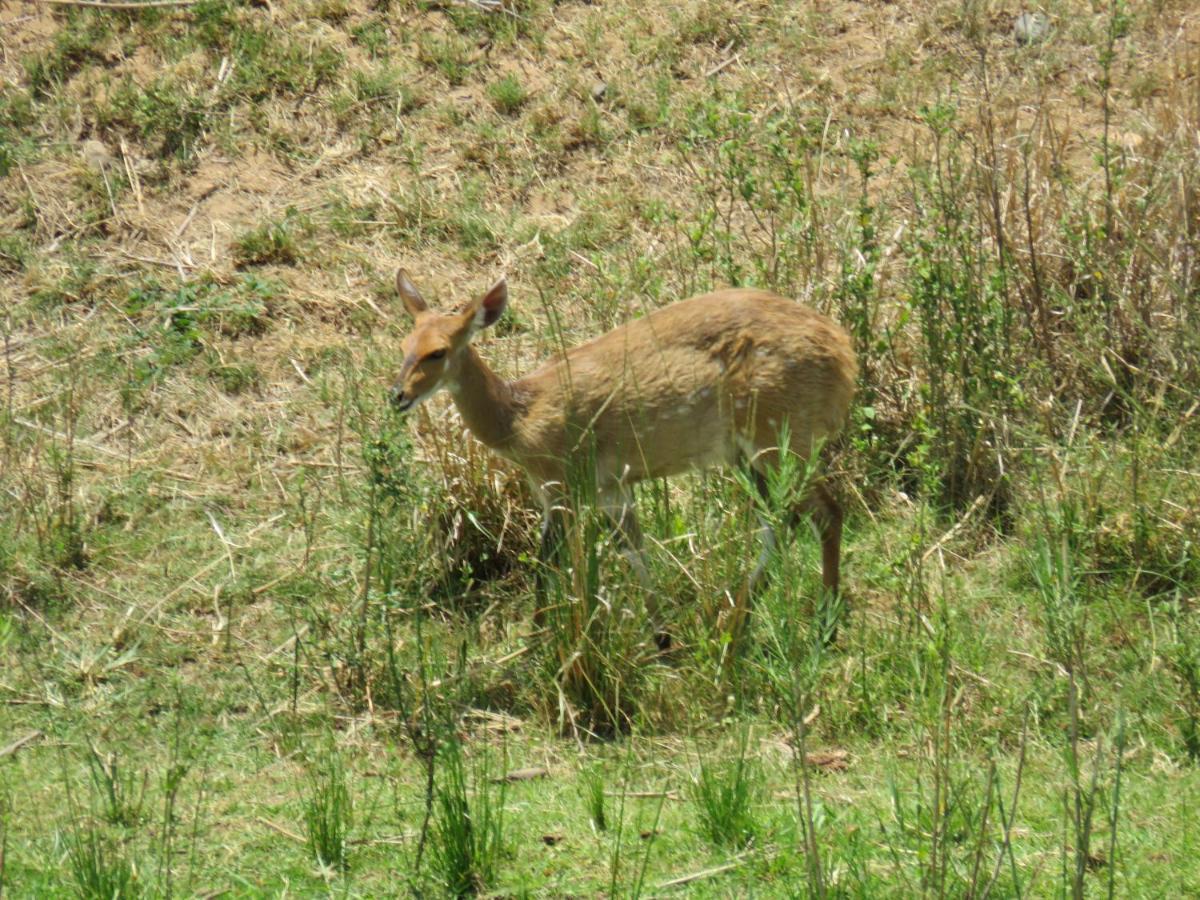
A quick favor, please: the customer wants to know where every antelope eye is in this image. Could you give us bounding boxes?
[425,348,447,361]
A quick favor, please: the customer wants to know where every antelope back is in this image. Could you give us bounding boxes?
[504,289,857,489]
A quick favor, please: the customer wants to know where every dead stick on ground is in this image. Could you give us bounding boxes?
[605,790,681,800]
[658,857,749,888]
[116,249,198,271]
[705,53,742,78]
[174,184,219,240]
[256,817,305,843]
[289,358,313,386]
[37,0,204,7]
[130,512,285,629]
[920,493,987,565]
[0,730,44,759]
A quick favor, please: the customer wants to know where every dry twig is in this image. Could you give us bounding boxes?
[36,0,204,8]
[0,730,44,759]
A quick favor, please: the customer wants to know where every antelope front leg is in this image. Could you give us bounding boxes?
[599,488,670,651]
[723,466,778,646]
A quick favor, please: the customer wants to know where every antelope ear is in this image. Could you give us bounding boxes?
[466,276,508,332]
[396,269,429,317]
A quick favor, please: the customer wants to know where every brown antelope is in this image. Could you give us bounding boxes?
[390,270,857,645]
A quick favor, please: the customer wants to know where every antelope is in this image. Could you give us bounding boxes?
[390,270,857,646]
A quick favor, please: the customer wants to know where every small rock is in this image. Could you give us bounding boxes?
[1013,11,1051,46]
[590,80,608,103]
[81,139,114,170]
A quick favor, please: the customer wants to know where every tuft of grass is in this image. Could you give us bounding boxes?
[350,21,390,58]
[300,747,353,873]
[537,506,652,738]
[86,747,148,829]
[29,258,98,311]
[23,12,113,100]
[1166,610,1200,763]
[687,729,763,849]
[418,33,473,86]
[225,28,344,102]
[119,274,274,390]
[429,741,507,897]
[101,78,209,161]
[63,823,141,899]
[580,767,607,832]
[233,210,313,268]
[487,74,528,115]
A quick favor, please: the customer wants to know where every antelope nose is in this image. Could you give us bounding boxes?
[389,384,407,407]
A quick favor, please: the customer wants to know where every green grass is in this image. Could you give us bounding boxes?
[488,74,529,116]
[687,729,763,849]
[2,0,1200,895]
[232,211,313,268]
[300,746,353,872]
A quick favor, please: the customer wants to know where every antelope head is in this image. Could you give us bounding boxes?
[389,269,508,412]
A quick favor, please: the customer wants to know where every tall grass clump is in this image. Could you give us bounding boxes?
[300,746,353,873]
[1166,611,1200,763]
[418,415,536,606]
[538,502,651,737]
[63,824,140,900]
[879,594,1020,896]
[741,439,835,892]
[580,766,607,832]
[86,746,148,829]
[535,439,654,738]
[687,727,763,849]
[428,740,506,897]
[903,102,1017,513]
[1028,471,1133,900]
[295,359,424,710]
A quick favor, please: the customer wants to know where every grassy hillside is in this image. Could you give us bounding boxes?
[2,0,1199,895]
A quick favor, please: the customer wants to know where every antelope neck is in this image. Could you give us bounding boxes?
[446,345,521,451]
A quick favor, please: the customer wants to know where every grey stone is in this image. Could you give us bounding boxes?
[81,139,114,170]
[1014,11,1051,46]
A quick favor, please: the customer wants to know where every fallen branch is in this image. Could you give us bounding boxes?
[0,730,44,759]
[705,53,742,78]
[605,790,681,800]
[36,0,204,8]
[659,856,749,888]
[921,493,987,565]
[256,817,304,843]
